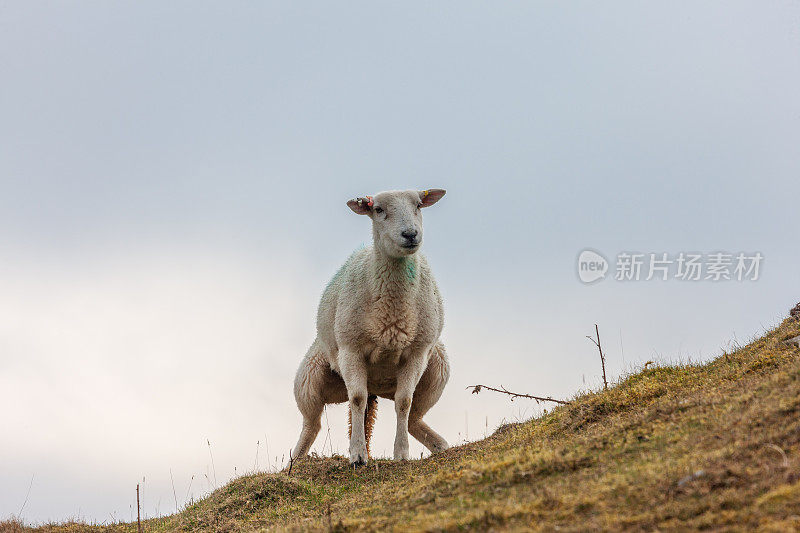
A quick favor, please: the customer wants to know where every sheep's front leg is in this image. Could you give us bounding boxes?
[338,349,369,466]
[394,348,431,460]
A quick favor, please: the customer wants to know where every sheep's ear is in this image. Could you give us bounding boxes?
[347,196,373,215]
[419,189,446,207]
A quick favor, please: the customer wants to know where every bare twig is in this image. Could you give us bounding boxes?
[323,405,333,457]
[287,449,294,476]
[170,469,178,514]
[136,484,142,533]
[206,439,217,488]
[254,440,260,472]
[467,384,570,405]
[184,475,194,504]
[264,434,270,472]
[586,324,608,390]
[18,474,34,518]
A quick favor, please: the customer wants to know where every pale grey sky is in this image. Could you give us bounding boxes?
[1,1,799,523]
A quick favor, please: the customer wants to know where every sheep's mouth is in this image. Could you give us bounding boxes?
[401,242,420,249]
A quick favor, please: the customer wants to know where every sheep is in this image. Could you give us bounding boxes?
[292,189,450,465]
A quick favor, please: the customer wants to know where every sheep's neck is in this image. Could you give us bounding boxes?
[371,250,418,295]
[369,249,419,351]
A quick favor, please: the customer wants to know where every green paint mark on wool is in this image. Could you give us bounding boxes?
[403,257,417,281]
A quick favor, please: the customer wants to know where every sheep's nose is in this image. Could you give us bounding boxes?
[401,229,418,241]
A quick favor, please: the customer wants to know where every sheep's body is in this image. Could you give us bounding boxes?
[292,189,450,465]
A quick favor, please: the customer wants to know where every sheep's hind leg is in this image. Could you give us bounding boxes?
[408,341,450,454]
[293,411,322,461]
[394,348,431,461]
[292,342,343,460]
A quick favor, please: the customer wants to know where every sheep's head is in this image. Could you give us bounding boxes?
[347,189,445,258]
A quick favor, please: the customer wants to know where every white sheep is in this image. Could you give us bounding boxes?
[292,189,450,465]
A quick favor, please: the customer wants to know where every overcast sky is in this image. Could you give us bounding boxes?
[2,1,799,524]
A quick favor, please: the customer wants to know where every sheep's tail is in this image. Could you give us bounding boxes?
[348,394,379,458]
[364,394,378,457]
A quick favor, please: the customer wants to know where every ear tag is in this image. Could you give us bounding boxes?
[365,196,374,207]
[422,190,429,198]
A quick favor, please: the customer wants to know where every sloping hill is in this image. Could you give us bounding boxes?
[7,314,800,532]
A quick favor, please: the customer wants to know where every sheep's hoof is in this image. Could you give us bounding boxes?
[349,455,366,467]
[393,450,410,461]
[349,445,368,466]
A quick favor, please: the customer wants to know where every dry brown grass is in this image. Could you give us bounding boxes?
[5,316,800,532]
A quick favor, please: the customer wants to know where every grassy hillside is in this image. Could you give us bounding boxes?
[6,314,800,532]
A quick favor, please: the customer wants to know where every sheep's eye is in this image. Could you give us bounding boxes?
[416,203,422,209]
[374,207,384,214]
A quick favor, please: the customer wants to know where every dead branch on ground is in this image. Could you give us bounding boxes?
[586,324,608,390]
[467,384,570,405]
